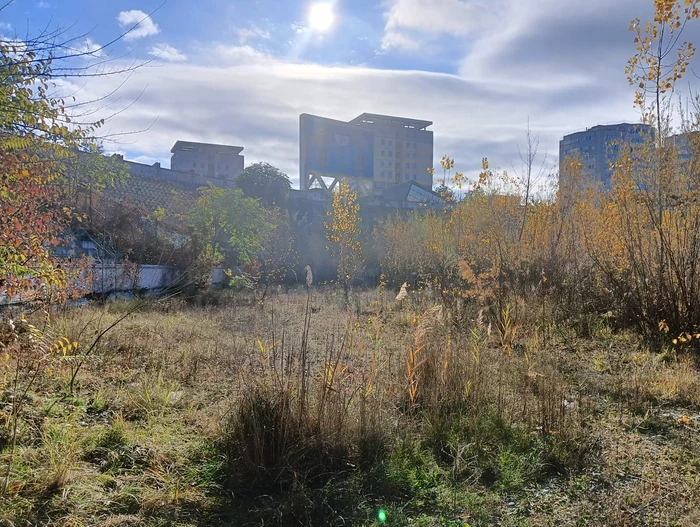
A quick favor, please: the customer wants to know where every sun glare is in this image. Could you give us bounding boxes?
[308,2,335,32]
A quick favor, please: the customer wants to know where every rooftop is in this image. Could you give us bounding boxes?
[562,122,652,139]
[349,113,433,130]
[382,180,443,205]
[171,140,244,154]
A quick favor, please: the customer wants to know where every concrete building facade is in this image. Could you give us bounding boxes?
[170,141,244,181]
[559,123,653,189]
[350,113,434,191]
[299,112,434,195]
[559,123,652,190]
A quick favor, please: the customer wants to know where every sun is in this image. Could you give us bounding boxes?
[308,2,335,32]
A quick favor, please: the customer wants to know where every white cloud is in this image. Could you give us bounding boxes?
[117,10,160,41]
[382,0,491,50]
[381,31,421,51]
[78,37,103,58]
[237,25,271,45]
[64,1,688,189]
[212,44,273,64]
[149,43,187,62]
[62,45,638,187]
[37,1,51,8]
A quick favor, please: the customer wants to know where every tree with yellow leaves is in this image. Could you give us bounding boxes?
[325,180,362,307]
[626,0,699,137]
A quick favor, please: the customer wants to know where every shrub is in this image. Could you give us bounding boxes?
[221,388,350,493]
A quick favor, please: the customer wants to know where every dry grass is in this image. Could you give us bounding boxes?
[0,287,698,526]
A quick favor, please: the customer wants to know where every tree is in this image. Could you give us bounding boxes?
[434,183,456,202]
[0,15,153,495]
[512,118,548,242]
[188,186,273,286]
[626,0,699,142]
[0,3,157,301]
[235,162,292,208]
[0,38,98,300]
[325,181,362,306]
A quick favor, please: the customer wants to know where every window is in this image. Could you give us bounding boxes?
[380,160,384,167]
[405,173,409,180]
[389,140,393,146]
[389,151,393,157]
[405,141,410,148]
[381,150,385,156]
[413,143,417,148]
[413,153,417,159]
[413,174,417,180]
[388,161,392,167]
[396,162,401,169]
[381,171,385,177]
[192,162,196,167]
[412,163,416,169]
[200,163,204,168]
[381,139,385,145]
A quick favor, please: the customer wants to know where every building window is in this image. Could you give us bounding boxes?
[388,161,392,167]
[389,140,393,146]
[381,171,385,177]
[413,174,417,180]
[405,141,409,148]
[412,163,416,169]
[388,151,392,157]
[380,160,384,167]
[381,150,385,156]
[413,143,417,148]
[405,174,409,180]
[413,153,417,159]
[381,139,385,145]
[192,162,196,167]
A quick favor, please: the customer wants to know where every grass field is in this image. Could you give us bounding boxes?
[1,288,699,526]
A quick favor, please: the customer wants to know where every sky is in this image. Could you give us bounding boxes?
[0,0,695,188]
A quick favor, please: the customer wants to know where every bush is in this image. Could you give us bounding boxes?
[221,388,350,493]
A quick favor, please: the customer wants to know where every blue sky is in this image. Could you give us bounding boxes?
[0,0,691,187]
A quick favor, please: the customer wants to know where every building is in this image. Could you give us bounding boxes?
[559,123,652,190]
[299,112,434,196]
[98,141,242,226]
[170,140,244,181]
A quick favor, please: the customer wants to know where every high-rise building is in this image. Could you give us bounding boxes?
[559,123,652,191]
[299,112,434,195]
[171,141,244,181]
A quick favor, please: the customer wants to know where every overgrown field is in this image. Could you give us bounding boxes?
[1,288,699,526]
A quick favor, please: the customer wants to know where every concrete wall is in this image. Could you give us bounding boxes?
[89,263,180,295]
[0,264,182,306]
[123,159,236,190]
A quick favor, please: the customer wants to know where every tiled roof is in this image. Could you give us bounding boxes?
[101,174,197,221]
